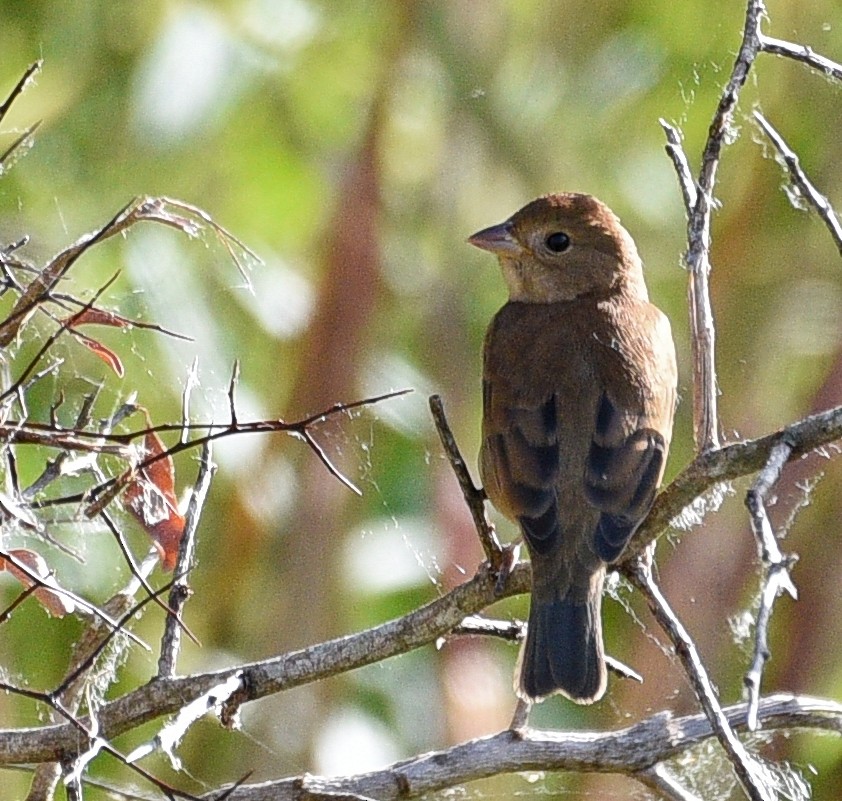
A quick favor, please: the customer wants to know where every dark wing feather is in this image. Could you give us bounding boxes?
[482,384,561,556]
[584,393,666,563]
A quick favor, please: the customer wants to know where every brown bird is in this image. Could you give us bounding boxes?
[470,193,676,704]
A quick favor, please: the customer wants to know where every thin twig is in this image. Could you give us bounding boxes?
[753,111,842,256]
[0,583,39,625]
[0,549,147,649]
[0,61,42,123]
[152,195,263,288]
[428,394,504,569]
[50,576,178,700]
[302,428,362,496]
[0,195,257,348]
[450,617,642,682]
[669,0,766,451]
[629,555,776,801]
[637,763,704,801]
[157,441,215,679]
[227,361,240,426]
[659,120,698,213]
[0,272,120,406]
[26,570,165,801]
[17,388,412,512]
[743,440,798,731]
[6,388,414,452]
[99,511,197,644]
[0,199,135,347]
[0,120,42,173]
[759,34,842,81]
[4,677,205,801]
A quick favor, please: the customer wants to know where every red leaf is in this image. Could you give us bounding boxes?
[69,308,134,328]
[0,548,75,617]
[73,329,125,377]
[123,427,185,571]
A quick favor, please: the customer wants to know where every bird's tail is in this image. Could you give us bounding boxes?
[517,588,607,704]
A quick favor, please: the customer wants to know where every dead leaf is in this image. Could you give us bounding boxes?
[0,548,75,616]
[123,425,185,571]
[72,329,125,377]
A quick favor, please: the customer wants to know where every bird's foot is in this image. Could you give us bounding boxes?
[492,542,520,596]
[508,696,532,734]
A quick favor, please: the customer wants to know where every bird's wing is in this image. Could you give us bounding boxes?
[584,307,676,563]
[583,391,668,562]
[481,381,562,556]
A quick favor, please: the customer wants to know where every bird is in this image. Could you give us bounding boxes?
[469,193,676,704]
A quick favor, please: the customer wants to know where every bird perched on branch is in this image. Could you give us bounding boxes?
[470,193,676,704]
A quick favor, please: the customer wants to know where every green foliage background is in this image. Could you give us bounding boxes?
[1,1,842,798]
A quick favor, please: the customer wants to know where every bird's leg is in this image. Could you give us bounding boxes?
[493,540,520,596]
[508,696,532,733]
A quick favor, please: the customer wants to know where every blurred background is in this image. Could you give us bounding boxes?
[1,1,842,798]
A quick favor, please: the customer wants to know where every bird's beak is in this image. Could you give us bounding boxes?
[467,220,519,255]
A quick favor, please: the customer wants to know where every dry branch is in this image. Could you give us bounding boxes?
[743,441,798,730]
[627,402,842,559]
[4,4,842,797]
[753,111,842,256]
[629,558,776,801]
[759,35,842,80]
[0,560,529,766]
[157,440,216,679]
[429,394,506,570]
[204,695,842,801]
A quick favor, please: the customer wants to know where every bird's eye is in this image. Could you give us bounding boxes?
[545,232,571,253]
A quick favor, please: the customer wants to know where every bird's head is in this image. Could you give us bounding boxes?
[468,193,647,303]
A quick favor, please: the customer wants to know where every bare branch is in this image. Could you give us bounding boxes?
[0,61,42,123]
[753,111,842,256]
[0,560,527,765]
[759,35,842,80]
[429,394,504,568]
[671,0,765,451]
[227,361,240,426]
[744,440,798,731]
[0,120,42,173]
[301,428,362,496]
[152,196,262,288]
[157,441,215,678]
[659,119,698,213]
[99,511,196,642]
[0,195,256,348]
[628,556,778,801]
[636,764,704,801]
[0,583,39,625]
[50,576,178,700]
[0,549,147,649]
[11,387,413,514]
[201,694,842,801]
[0,271,120,407]
[626,402,842,560]
[0,199,135,347]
